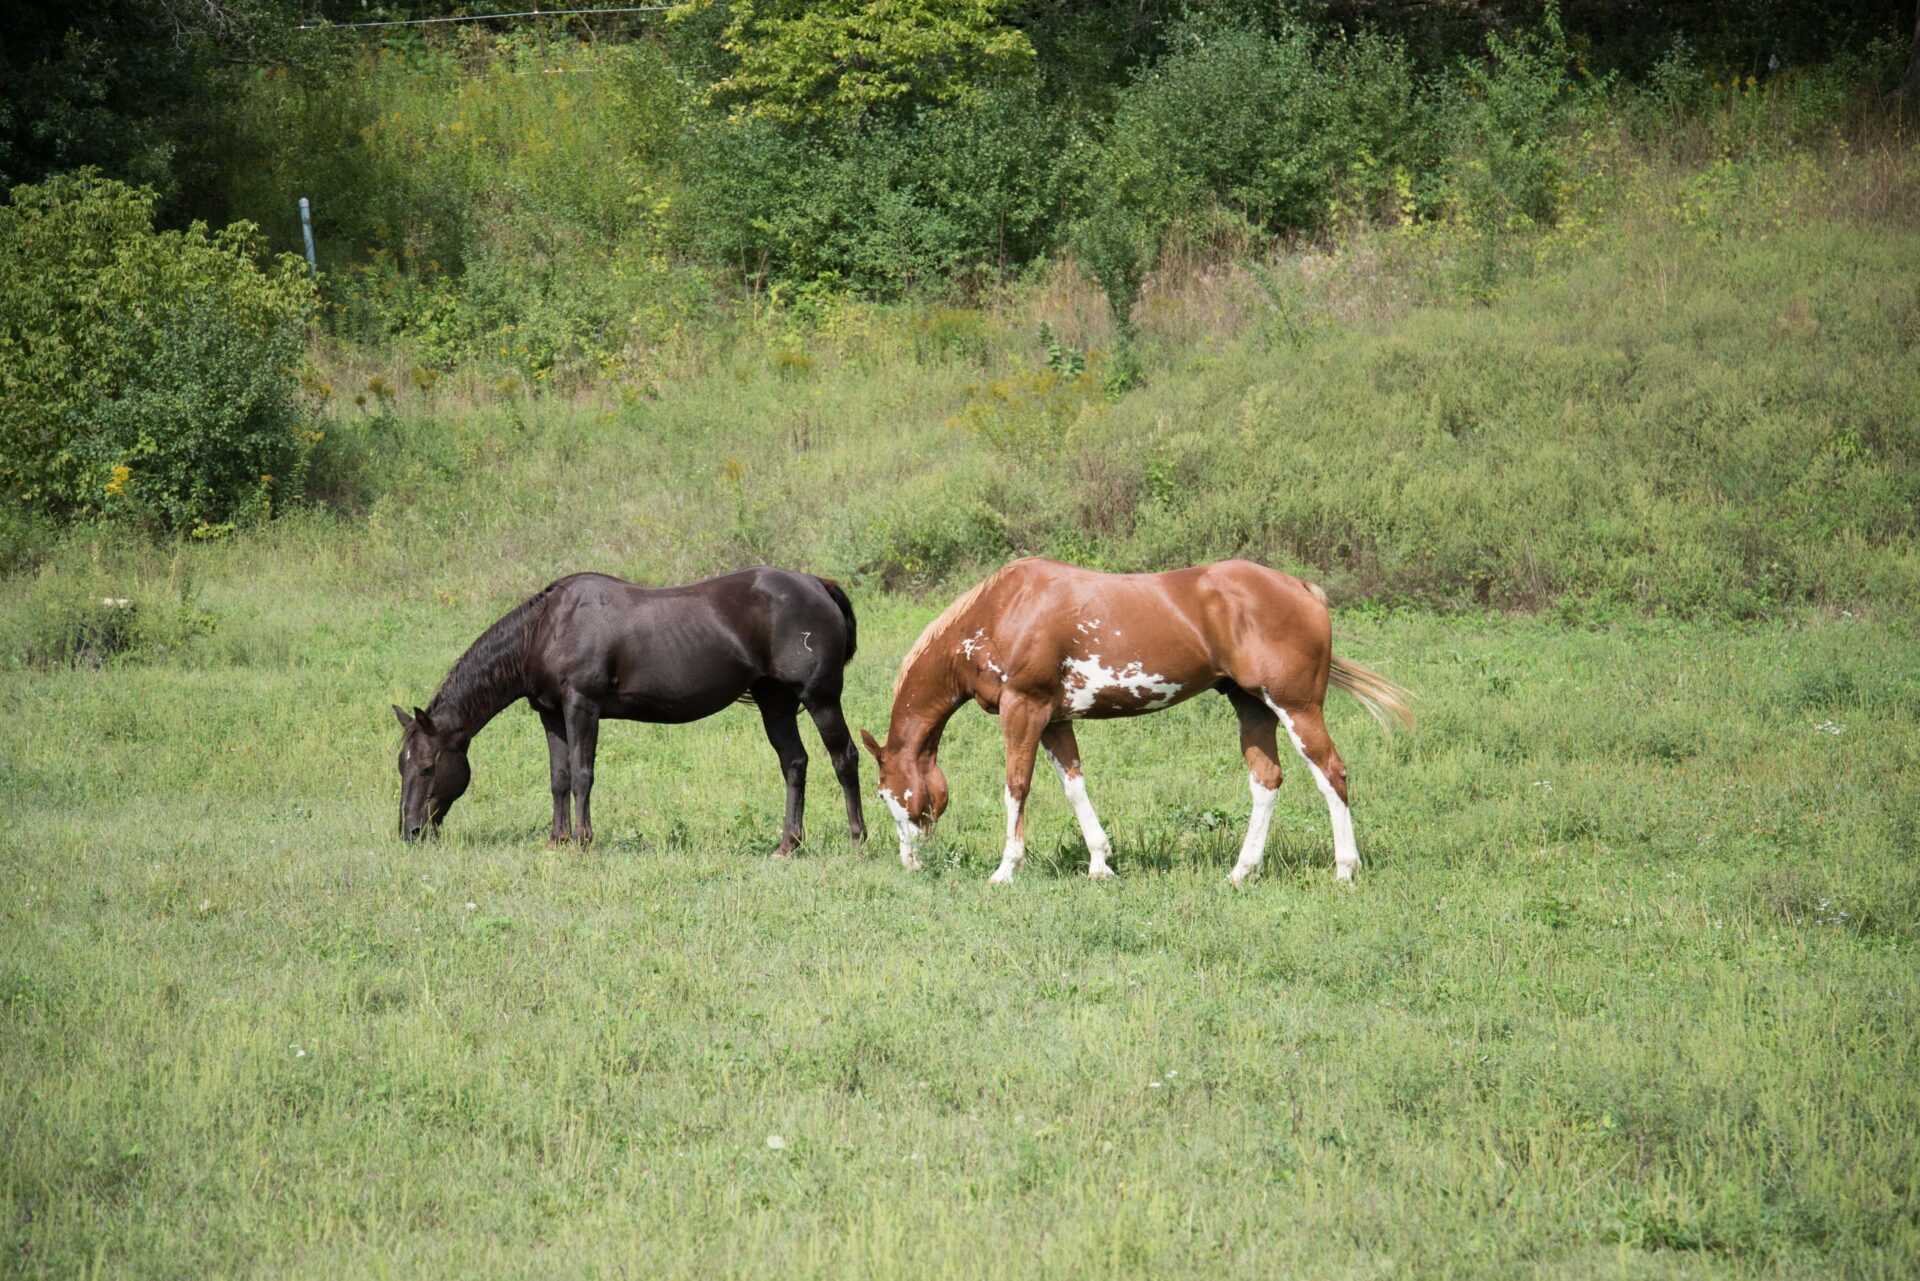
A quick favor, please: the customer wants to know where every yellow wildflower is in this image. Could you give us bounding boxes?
[104,464,132,498]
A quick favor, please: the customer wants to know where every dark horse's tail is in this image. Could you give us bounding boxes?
[816,577,858,662]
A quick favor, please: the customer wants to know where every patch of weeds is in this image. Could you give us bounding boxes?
[1531,894,1579,930]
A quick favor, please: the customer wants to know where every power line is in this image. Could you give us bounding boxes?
[296,6,671,31]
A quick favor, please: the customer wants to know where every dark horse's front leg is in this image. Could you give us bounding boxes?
[562,694,600,845]
[753,681,808,857]
[538,706,572,845]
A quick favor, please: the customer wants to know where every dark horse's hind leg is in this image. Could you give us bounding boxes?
[807,698,868,847]
[563,692,600,845]
[753,681,808,856]
[538,706,572,845]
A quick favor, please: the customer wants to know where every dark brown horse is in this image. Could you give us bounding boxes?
[393,568,866,853]
[859,558,1411,884]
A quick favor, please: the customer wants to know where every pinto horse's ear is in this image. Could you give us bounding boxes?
[859,728,884,763]
[392,704,414,731]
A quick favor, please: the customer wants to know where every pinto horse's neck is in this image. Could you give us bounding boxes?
[426,585,555,744]
[884,647,968,764]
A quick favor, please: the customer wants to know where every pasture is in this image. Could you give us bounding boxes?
[3,581,1917,1275]
[5,140,1919,1277]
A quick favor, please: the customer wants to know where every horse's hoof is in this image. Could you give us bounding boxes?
[1088,865,1116,881]
[987,869,1015,885]
[771,848,797,860]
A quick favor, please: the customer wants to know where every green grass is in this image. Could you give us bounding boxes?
[3,592,1917,1276]
[5,147,1919,1276]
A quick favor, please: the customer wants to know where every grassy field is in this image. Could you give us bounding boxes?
[3,588,1917,1276]
[5,148,1920,1276]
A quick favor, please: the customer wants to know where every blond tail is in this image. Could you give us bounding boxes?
[1329,655,1415,732]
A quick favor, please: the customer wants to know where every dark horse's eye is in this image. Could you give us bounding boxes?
[421,762,436,776]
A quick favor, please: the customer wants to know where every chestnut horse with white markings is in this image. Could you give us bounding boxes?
[859,558,1411,884]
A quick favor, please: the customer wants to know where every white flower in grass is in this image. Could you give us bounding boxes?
[765,1135,786,1151]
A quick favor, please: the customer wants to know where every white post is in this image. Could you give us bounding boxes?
[298,197,317,275]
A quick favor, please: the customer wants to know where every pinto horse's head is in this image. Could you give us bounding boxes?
[860,728,947,869]
[392,705,472,840]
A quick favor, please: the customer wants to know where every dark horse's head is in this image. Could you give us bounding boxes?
[392,705,471,840]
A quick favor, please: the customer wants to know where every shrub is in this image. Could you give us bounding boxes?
[0,173,315,530]
[1076,15,1439,320]
[687,78,1075,294]
[1449,8,1581,230]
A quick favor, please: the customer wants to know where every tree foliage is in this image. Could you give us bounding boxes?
[674,0,1035,122]
[0,173,315,529]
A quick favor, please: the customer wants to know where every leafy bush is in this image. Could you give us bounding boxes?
[688,78,1075,294]
[1450,9,1580,230]
[1076,15,1439,321]
[0,173,316,530]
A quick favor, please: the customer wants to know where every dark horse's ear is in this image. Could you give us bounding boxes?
[859,728,884,763]
[412,706,436,735]
[392,704,414,731]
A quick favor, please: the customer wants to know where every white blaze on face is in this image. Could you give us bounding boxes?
[1228,775,1279,887]
[1060,654,1182,716]
[989,786,1026,883]
[1046,748,1114,876]
[1267,697,1360,881]
[880,787,924,870]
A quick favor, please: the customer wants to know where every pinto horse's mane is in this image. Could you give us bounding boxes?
[894,563,1021,696]
[428,579,563,728]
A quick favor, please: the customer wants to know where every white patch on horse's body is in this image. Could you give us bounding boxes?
[1228,775,1279,887]
[1045,748,1115,878]
[880,788,923,870]
[958,629,1006,676]
[1267,697,1360,881]
[1060,654,1183,716]
[989,786,1026,883]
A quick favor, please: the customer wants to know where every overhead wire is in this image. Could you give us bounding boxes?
[296,6,671,31]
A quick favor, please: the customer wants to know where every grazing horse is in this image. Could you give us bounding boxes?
[859,558,1411,884]
[393,568,866,853]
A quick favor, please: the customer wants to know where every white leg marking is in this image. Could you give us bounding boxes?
[880,788,923,870]
[1267,697,1360,881]
[1046,749,1115,879]
[989,786,1025,884]
[1228,773,1279,888]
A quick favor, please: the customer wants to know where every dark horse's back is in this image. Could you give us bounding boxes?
[525,567,855,725]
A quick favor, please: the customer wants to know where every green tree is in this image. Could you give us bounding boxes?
[0,173,316,529]
[673,0,1035,122]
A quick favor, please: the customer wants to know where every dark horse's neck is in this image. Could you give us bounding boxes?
[426,582,559,743]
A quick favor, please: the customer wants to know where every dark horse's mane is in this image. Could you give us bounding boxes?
[428,579,564,729]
